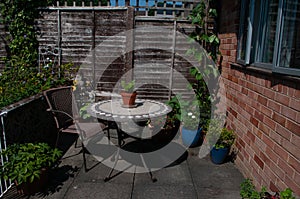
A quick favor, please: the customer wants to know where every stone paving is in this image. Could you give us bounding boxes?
[3,132,245,199]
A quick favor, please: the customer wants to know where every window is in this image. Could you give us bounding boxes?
[238,0,300,77]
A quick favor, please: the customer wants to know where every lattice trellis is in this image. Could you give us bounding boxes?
[38,46,61,76]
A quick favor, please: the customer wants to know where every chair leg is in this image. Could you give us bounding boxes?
[55,131,61,148]
[82,143,88,172]
[104,148,120,182]
[74,136,80,148]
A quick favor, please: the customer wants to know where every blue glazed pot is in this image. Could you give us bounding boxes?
[210,147,230,164]
[181,126,202,147]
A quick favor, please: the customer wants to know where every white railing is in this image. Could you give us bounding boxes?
[0,111,12,198]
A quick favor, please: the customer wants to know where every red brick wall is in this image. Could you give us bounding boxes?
[219,0,300,196]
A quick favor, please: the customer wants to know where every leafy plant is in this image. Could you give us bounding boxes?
[121,80,135,92]
[240,179,266,199]
[0,63,76,109]
[0,0,51,68]
[214,128,235,149]
[0,142,62,185]
[280,188,295,199]
[188,0,220,62]
[240,179,295,199]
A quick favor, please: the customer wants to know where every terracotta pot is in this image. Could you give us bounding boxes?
[15,168,49,195]
[120,91,137,106]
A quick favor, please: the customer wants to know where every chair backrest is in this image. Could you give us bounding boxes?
[44,86,74,129]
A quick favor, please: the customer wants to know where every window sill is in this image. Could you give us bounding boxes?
[229,62,300,83]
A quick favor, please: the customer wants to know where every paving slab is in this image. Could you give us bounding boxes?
[2,139,246,199]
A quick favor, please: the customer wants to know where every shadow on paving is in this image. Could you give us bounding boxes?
[2,132,245,199]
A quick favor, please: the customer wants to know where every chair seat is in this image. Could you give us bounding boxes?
[62,122,106,140]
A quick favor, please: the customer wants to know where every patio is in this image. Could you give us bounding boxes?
[3,130,244,199]
[1,0,299,197]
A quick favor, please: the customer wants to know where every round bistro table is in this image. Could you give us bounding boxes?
[88,99,172,123]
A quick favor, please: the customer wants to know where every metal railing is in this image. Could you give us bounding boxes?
[0,111,12,198]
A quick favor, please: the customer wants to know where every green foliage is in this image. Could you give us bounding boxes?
[240,179,265,199]
[0,63,76,109]
[167,95,200,131]
[189,66,215,130]
[0,143,62,184]
[0,0,51,67]
[240,179,295,199]
[188,0,220,62]
[280,188,295,199]
[214,128,235,149]
[121,80,135,92]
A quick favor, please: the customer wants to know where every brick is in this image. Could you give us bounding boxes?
[269,131,282,145]
[247,130,256,142]
[252,84,264,95]
[260,105,273,118]
[273,143,289,161]
[289,98,300,112]
[270,181,279,192]
[275,93,290,106]
[254,110,264,122]
[254,154,264,169]
[275,124,292,141]
[290,134,300,148]
[272,112,286,127]
[258,122,271,135]
[268,100,281,113]
[294,89,300,98]
[250,117,259,127]
[263,88,275,99]
[281,106,298,121]
[242,87,248,95]
[281,139,300,160]
[238,137,246,148]
[264,165,278,182]
[262,134,275,148]
[248,89,258,100]
[258,95,268,106]
[229,107,238,118]
[278,158,294,177]
[270,161,285,179]
[288,155,300,174]
[260,151,271,166]
[263,116,276,130]
[294,171,300,188]
[285,119,300,136]
[245,104,255,115]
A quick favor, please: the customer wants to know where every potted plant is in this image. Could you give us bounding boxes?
[179,99,202,147]
[180,110,202,147]
[209,127,235,164]
[120,80,137,107]
[0,142,62,195]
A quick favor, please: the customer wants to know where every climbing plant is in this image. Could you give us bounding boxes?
[0,0,77,109]
[188,0,220,62]
[0,0,51,68]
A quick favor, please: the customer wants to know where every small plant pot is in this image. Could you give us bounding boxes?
[120,91,137,107]
[15,168,49,195]
[181,126,202,147]
[210,147,230,164]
